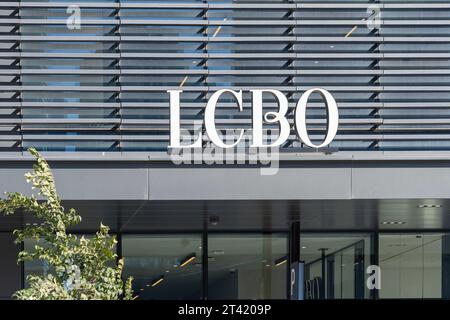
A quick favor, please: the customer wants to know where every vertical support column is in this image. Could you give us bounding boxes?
[116,233,122,263]
[354,240,365,299]
[202,204,208,300]
[370,232,379,299]
[442,235,450,298]
[116,232,124,298]
[326,257,335,299]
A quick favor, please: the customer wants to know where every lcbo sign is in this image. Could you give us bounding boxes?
[168,88,339,149]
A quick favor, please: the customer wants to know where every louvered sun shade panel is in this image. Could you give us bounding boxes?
[17,0,120,152]
[0,1,449,153]
[379,1,450,151]
[0,3,21,151]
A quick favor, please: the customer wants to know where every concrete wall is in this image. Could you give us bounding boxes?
[1,158,450,201]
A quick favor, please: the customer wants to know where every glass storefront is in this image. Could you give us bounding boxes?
[23,235,110,288]
[23,239,53,287]
[21,232,450,300]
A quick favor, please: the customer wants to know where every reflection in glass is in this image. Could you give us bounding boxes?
[23,235,101,288]
[23,239,53,287]
[379,233,444,299]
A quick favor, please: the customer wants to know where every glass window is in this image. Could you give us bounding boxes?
[122,234,202,300]
[23,234,102,288]
[379,233,445,299]
[208,233,287,300]
[23,239,53,287]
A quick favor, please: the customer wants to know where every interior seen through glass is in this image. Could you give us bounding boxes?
[22,233,450,299]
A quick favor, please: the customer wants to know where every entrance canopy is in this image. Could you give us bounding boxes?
[1,155,450,232]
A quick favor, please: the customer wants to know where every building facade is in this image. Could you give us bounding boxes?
[1,0,450,299]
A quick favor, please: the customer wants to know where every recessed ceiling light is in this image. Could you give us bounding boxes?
[178,253,196,267]
[314,61,319,64]
[151,275,165,287]
[301,246,307,249]
[417,204,442,208]
[330,45,335,48]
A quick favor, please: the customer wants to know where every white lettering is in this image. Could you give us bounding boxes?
[250,89,290,148]
[204,89,245,149]
[168,88,339,150]
[295,88,339,149]
[168,90,202,149]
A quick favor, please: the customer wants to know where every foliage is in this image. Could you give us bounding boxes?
[0,148,134,300]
